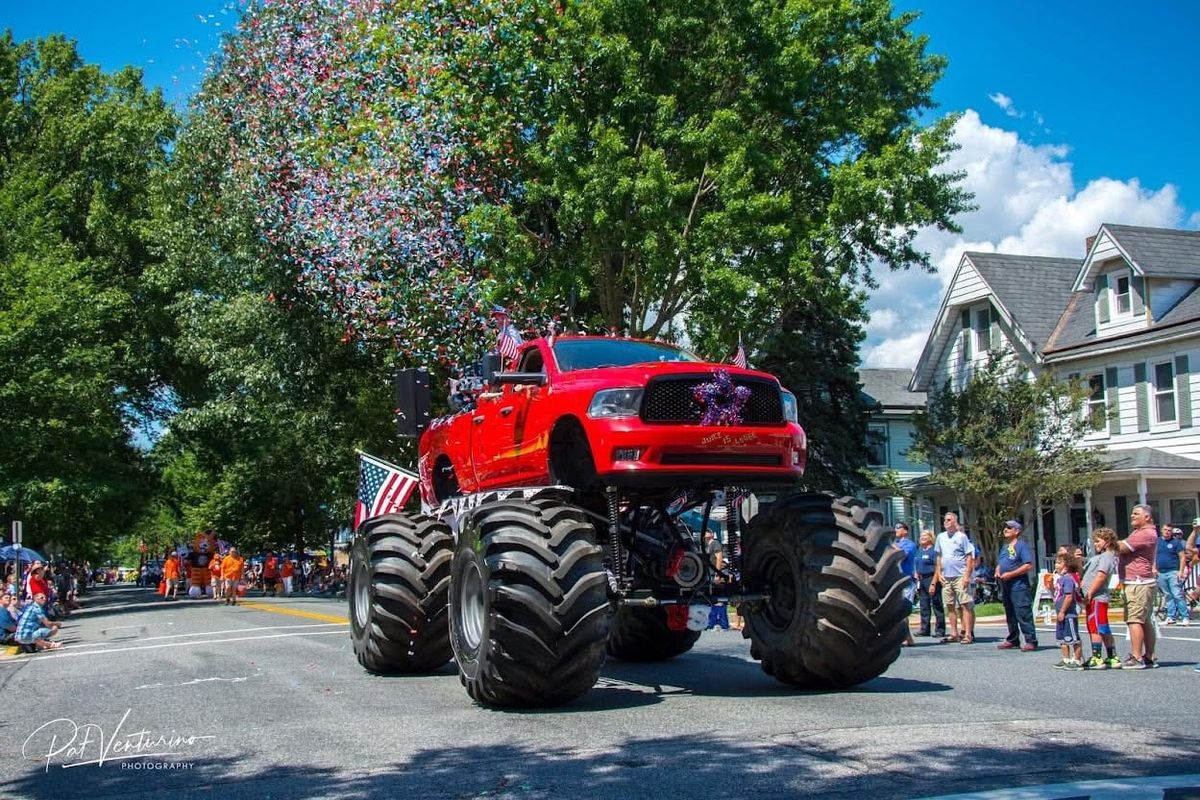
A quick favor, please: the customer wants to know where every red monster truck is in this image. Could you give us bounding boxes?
[349,335,908,707]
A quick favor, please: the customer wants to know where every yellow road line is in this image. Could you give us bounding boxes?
[234,601,348,625]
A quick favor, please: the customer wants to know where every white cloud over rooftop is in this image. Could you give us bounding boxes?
[861,110,1187,369]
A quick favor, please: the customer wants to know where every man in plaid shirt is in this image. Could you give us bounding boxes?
[15,591,61,652]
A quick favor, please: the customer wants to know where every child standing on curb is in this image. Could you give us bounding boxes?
[1081,528,1122,669]
[1053,552,1084,670]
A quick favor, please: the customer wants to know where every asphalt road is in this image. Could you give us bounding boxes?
[1,584,1198,800]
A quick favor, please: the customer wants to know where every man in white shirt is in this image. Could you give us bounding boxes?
[933,512,976,644]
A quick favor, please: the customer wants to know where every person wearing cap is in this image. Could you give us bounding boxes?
[1155,524,1189,626]
[995,520,1037,651]
[893,523,918,646]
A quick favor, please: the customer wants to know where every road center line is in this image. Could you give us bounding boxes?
[233,601,349,624]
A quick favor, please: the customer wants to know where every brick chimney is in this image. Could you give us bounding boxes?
[1085,235,1096,254]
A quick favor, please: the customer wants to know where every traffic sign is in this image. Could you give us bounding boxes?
[10,520,20,545]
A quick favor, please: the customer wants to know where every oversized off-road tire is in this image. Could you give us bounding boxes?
[349,513,454,673]
[606,605,701,661]
[742,494,908,688]
[449,490,611,707]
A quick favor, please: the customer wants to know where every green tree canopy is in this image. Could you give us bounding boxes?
[909,353,1104,565]
[461,0,971,351]
[0,33,176,555]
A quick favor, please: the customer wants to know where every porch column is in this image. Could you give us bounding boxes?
[1084,488,1094,553]
[1138,474,1149,506]
[1032,502,1043,566]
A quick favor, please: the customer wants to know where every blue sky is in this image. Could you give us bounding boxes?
[5,1,1199,368]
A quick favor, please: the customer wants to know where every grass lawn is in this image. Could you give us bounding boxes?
[910,601,1005,620]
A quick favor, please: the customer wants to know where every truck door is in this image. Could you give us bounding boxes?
[507,347,550,485]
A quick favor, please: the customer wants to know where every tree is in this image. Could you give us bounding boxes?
[755,280,873,494]
[908,353,1104,566]
[146,81,402,552]
[460,0,971,350]
[0,34,176,554]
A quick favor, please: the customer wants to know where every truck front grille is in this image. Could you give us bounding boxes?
[641,375,784,425]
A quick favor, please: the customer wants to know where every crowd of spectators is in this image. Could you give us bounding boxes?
[1,560,89,652]
[895,505,1200,672]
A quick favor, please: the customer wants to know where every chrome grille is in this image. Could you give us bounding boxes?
[641,375,784,425]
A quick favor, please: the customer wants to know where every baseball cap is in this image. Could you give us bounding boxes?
[1004,520,1022,532]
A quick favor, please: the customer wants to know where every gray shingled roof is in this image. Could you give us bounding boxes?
[1045,285,1200,354]
[1104,224,1200,279]
[965,253,1080,351]
[1100,447,1200,471]
[858,368,925,409]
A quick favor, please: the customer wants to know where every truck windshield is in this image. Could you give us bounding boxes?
[553,339,701,371]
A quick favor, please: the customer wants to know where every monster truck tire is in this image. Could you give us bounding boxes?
[742,493,908,689]
[349,513,454,673]
[606,606,701,661]
[450,490,611,707]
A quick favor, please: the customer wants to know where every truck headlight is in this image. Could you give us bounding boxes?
[587,388,643,418]
[782,390,798,423]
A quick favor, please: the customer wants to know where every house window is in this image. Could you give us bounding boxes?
[1169,498,1198,529]
[1154,361,1176,423]
[866,424,888,467]
[1086,373,1106,431]
[1114,274,1131,315]
[960,309,972,363]
[974,308,990,355]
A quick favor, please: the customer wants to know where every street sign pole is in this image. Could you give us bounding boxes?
[9,520,21,598]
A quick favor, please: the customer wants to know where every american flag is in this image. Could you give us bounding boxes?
[497,322,523,362]
[732,337,748,369]
[354,452,419,530]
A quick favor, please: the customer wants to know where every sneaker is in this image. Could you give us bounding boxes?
[1143,657,1159,669]
[1065,660,1084,671]
[1052,659,1072,669]
[1166,619,1176,625]
[1020,643,1038,652]
[997,641,1018,650]
[1123,655,1146,670]
[1085,655,1107,670]
[1181,618,1191,627]
[1106,656,1123,669]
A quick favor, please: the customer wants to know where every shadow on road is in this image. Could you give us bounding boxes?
[3,727,1195,800]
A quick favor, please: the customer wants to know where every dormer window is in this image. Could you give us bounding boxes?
[1114,274,1131,315]
[1095,267,1144,326]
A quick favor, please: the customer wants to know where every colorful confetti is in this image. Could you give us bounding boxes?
[192,0,553,368]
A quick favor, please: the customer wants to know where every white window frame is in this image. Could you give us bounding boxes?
[1113,271,1132,316]
[1153,360,1177,425]
[866,423,888,467]
[974,308,990,355]
[1085,372,1107,433]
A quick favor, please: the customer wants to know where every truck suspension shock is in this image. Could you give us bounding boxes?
[606,485,624,590]
[724,488,741,574]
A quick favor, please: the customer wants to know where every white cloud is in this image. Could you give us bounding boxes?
[862,110,1187,370]
[988,92,1023,119]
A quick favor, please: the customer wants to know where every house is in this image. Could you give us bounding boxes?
[909,223,1200,565]
[857,368,928,529]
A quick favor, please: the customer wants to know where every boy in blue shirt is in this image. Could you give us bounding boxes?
[1052,553,1083,670]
